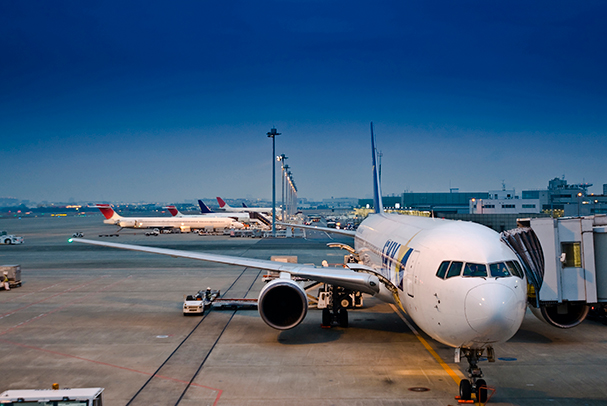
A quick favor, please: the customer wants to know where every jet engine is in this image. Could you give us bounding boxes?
[258,278,308,330]
[530,302,589,329]
[118,219,137,227]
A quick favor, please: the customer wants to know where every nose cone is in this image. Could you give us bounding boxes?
[465,283,525,342]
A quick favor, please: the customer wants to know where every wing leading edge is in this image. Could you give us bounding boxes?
[69,238,379,295]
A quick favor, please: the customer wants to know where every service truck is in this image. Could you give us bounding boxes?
[0,231,23,245]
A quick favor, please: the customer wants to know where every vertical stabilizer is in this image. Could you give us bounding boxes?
[164,206,182,217]
[92,204,122,221]
[216,197,230,209]
[371,122,384,214]
[198,200,215,214]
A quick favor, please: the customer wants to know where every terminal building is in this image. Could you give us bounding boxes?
[358,178,607,232]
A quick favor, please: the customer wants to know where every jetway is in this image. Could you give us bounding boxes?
[501,215,607,328]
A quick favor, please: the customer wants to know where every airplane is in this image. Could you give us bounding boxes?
[163,203,251,224]
[216,197,272,215]
[72,124,528,402]
[92,204,245,232]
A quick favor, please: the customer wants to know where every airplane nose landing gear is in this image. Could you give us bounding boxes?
[456,347,492,403]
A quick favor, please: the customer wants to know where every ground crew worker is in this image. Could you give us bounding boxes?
[2,272,9,291]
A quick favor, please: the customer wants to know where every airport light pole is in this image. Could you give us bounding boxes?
[267,127,281,237]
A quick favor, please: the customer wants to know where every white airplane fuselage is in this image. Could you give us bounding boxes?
[104,216,244,230]
[355,213,527,349]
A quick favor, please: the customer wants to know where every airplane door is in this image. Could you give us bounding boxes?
[406,250,420,297]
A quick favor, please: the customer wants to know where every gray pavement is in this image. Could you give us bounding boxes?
[1,215,607,405]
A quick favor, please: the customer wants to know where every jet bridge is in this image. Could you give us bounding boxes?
[501,215,607,328]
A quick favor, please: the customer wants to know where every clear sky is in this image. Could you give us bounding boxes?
[2,1,606,203]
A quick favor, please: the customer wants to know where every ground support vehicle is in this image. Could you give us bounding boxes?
[0,265,21,289]
[0,387,104,405]
[0,231,23,245]
[183,288,220,315]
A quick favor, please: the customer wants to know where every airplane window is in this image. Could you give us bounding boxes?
[436,261,450,279]
[463,263,487,277]
[489,262,510,278]
[446,261,463,278]
[506,260,525,278]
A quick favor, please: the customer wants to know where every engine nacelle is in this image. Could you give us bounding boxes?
[118,219,137,227]
[530,302,589,329]
[258,278,308,330]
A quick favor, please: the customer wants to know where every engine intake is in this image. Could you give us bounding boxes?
[530,302,589,329]
[258,278,308,330]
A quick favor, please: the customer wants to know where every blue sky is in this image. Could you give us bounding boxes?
[1,1,606,203]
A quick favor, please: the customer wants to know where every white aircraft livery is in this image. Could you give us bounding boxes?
[216,197,272,214]
[93,204,245,231]
[72,124,527,402]
[165,204,251,223]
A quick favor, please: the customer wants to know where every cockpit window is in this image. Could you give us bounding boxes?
[446,261,463,278]
[489,262,510,278]
[436,261,450,279]
[506,260,525,279]
[463,262,487,277]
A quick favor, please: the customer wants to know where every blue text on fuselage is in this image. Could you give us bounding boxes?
[381,239,413,289]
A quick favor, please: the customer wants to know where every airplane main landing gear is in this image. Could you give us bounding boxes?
[319,285,361,328]
[456,347,493,403]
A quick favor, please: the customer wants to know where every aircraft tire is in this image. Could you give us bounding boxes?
[322,308,331,326]
[459,379,471,401]
[338,308,348,328]
[476,379,487,403]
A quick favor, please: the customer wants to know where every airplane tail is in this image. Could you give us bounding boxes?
[371,122,384,214]
[216,197,232,210]
[242,202,248,208]
[198,200,215,214]
[91,204,122,220]
[164,205,182,217]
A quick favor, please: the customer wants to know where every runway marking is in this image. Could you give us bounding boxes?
[0,338,223,399]
[0,276,109,320]
[0,276,127,336]
[389,304,464,385]
[0,281,66,304]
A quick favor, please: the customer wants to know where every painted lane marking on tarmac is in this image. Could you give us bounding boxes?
[390,304,464,385]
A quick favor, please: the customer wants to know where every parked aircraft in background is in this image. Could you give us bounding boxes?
[92,204,245,232]
[216,197,272,215]
[164,204,251,223]
[73,124,528,402]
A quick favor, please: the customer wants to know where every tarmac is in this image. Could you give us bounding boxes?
[1,214,607,405]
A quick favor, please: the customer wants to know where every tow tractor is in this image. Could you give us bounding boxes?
[183,288,220,315]
[0,231,23,245]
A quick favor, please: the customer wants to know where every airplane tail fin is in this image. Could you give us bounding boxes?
[91,204,121,220]
[371,122,384,214]
[242,202,248,208]
[198,200,215,214]
[216,197,231,209]
[164,205,181,217]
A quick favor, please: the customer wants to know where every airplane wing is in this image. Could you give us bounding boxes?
[69,238,379,295]
[278,222,356,237]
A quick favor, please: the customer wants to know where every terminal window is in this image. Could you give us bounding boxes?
[561,242,582,267]
[502,204,515,209]
[522,204,536,208]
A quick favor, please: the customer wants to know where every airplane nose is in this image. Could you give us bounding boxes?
[465,283,523,339]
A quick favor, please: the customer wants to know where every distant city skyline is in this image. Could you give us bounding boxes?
[2,2,606,203]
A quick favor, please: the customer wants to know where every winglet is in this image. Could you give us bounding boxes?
[198,200,214,214]
[371,122,384,214]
